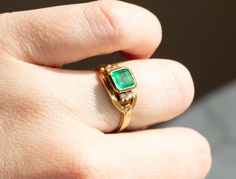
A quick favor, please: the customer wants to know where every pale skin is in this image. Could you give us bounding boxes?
[0,1,212,178]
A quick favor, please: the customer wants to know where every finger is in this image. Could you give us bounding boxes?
[90,128,212,179]
[0,0,162,66]
[78,59,194,132]
[14,58,194,132]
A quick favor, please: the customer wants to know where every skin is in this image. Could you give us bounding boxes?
[0,1,212,178]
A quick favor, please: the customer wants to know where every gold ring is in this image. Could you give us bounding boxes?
[98,64,137,132]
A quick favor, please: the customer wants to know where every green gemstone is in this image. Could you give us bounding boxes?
[110,68,136,91]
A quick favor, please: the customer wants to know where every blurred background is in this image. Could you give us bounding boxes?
[1,0,235,178]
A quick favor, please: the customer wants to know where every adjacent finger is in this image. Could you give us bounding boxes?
[16,59,193,133]
[0,0,162,66]
[89,128,212,179]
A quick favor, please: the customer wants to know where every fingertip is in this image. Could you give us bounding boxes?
[166,59,195,112]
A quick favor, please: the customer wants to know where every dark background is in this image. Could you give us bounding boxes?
[1,0,235,99]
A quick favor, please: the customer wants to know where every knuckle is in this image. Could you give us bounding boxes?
[81,1,124,53]
[97,0,162,50]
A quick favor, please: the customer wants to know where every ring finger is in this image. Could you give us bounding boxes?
[10,58,194,133]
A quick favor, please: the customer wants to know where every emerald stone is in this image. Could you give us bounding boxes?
[110,68,136,91]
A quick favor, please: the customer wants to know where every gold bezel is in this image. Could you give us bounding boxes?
[108,67,137,93]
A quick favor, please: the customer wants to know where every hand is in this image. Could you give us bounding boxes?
[0,1,211,178]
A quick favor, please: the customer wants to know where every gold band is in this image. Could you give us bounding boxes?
[98,64,137,132]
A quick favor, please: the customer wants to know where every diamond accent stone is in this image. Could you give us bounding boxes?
[127,92,133,99]
[119,92,133,103]
[120,93,127,101]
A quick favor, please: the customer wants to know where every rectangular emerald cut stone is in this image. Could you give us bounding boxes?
[110,68,136,91]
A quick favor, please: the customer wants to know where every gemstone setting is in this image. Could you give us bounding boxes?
[109,68,136,92]
[119,92,133,104]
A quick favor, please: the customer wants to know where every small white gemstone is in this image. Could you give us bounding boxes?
[105,66,111,72]
[120,93,127,102]
[127,92,133,99]
[120,92,133,103]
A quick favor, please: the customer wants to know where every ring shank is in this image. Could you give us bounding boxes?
[116,105,132,132]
